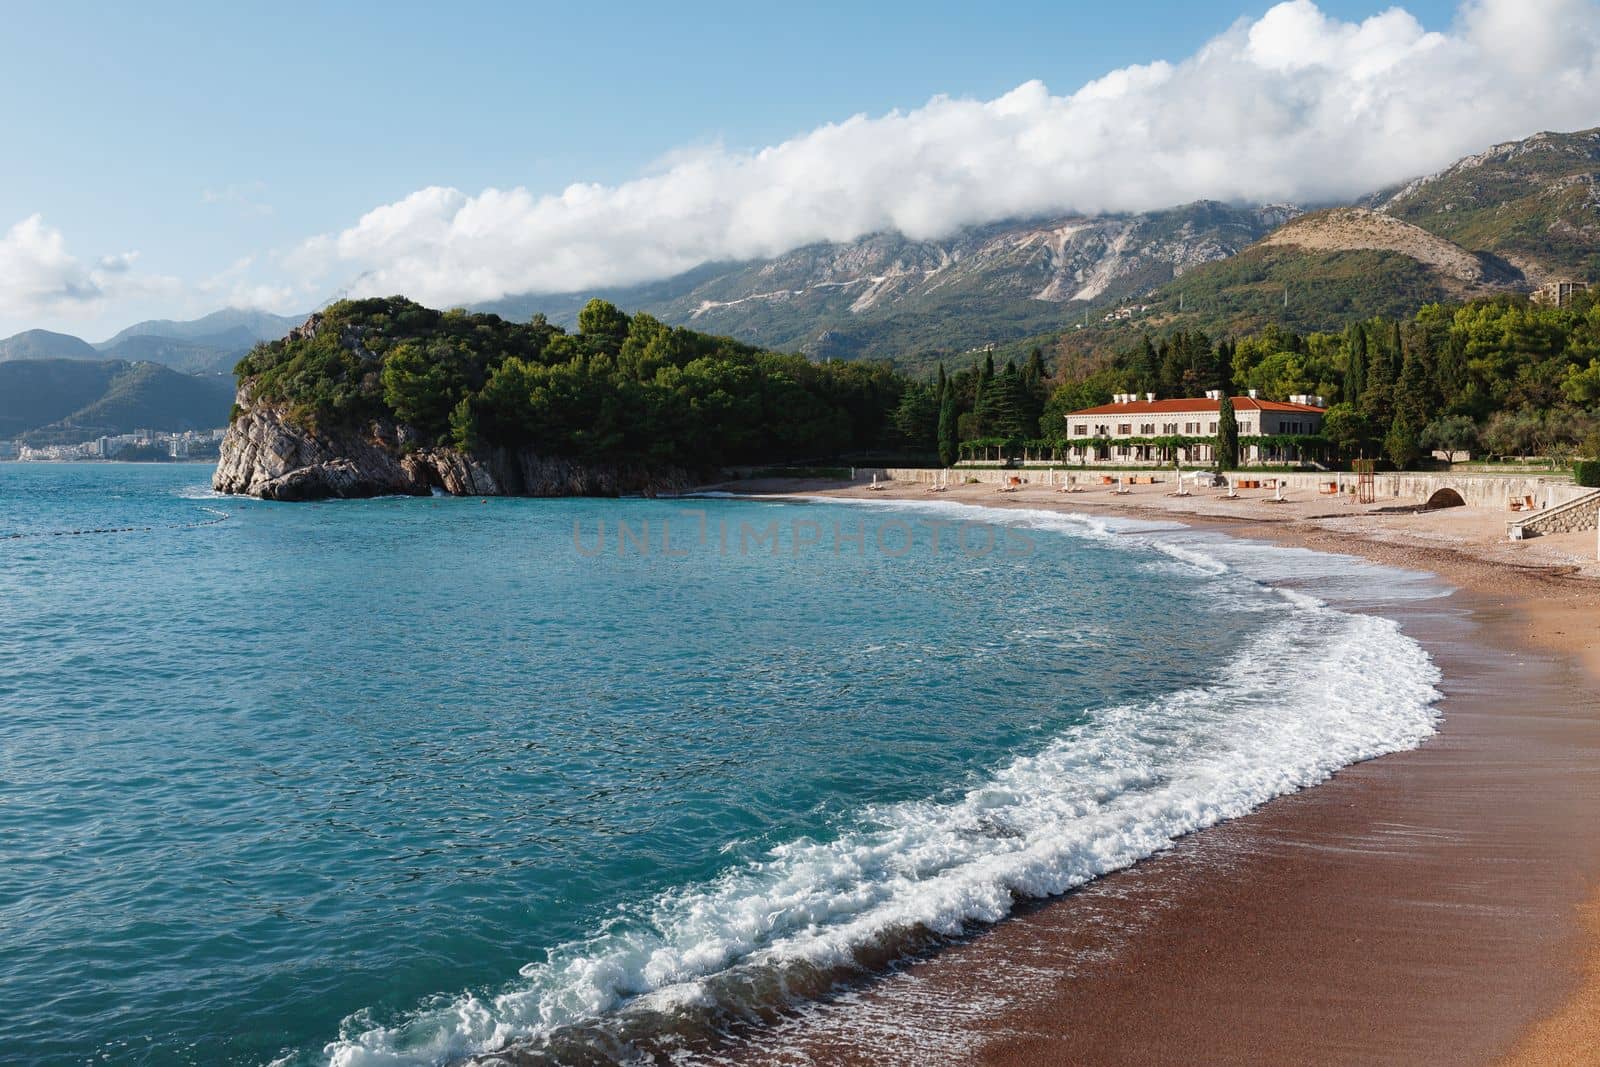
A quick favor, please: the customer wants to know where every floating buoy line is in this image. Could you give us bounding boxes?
[1,507,230,541]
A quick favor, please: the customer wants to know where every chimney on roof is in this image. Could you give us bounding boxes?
[1204,389,1220,400]
[1315,395,1325,407]
[1145,392,1155,402]
[1248,389,1258,399]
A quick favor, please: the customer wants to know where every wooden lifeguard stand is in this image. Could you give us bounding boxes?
[1353,459,1377,505]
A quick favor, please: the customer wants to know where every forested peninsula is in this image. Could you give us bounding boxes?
[213,297,906,499]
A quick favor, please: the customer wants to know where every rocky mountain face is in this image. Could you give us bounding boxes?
[1366,127,1600,282]
[477,129,1600,367]
[483,201,1297,366]
[1257,208,1519,295]
[1079,130,1600,344]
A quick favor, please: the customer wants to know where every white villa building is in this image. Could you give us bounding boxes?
[1060,391,1327,466]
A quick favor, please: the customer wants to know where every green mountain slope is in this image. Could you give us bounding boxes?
[99,327,259,374]
[97,307,302,348]
[0,329,101,362]
[0,360,235,443]
[0,360,119,437]
[1371,128,1600,279]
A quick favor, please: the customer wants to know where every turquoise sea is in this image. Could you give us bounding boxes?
[0,463,1442,1066]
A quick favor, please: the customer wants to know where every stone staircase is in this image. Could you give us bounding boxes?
[1508,488,1600,539]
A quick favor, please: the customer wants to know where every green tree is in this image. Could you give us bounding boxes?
[1563,358,1600,405]
[576,299,631,352]
[972,351,996,435]
[987,360,1030,440]
[1420,415,1479,456]
[1345,324,1367,405]
[1322,402,1371,459]
[1216,393,1240,470]
[1385,411,1423,469]
[937,382,959,467]
[892,382,939,449]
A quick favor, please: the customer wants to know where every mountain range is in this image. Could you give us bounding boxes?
[0,309,301,444]
[484,128,1600,372]
[0,308,303,376]
[3,126,1597,441]
[0,359,237,444]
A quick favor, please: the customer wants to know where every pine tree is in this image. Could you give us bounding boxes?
[1395,343,1431,425]
[1216,393,1240,470]
[988,361,1028,440]
[1020,348,1048,436]
[973,351,996,435]
[1132,336,1159,394]
[1359,328,1397,432]
[937,379,959,468]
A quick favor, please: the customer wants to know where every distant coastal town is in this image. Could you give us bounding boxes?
[1,427,228,463]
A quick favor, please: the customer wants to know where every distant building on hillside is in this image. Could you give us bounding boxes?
[1059,392,1327,467]
[1532,280,1588,307]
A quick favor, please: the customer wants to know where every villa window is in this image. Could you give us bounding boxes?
[1073,425,1088,437]
[1117,424,1131,435]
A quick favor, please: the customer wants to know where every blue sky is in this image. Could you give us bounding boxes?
[1,0,1582,338]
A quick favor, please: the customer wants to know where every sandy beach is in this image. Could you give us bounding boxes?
[709,474,1600,1066]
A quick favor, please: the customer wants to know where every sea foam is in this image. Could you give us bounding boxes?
[321,501,1443,1066]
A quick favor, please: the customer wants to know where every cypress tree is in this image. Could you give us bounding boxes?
[1346,325,1367,406]
[1216,392,1240,470]
[937,380,959,468]
[1023,347,1046,391]
[1385,411,1422,469]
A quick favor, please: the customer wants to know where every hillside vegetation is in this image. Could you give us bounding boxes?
[0,360,235,444]
[0,329,101,362]
[1023,291,1600,468]
[237,297,911,468]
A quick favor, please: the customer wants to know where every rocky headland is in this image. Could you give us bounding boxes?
[213,394,688,500]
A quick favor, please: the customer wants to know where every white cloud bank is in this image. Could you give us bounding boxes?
[292,0,1600,309]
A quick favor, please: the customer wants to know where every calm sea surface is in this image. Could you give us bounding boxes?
[0,463,1441,1065]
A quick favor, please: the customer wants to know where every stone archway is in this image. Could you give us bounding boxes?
[1424,487,1466,510]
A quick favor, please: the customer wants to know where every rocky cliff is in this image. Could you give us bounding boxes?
[478,201,1298,371]
[213,387,689,501]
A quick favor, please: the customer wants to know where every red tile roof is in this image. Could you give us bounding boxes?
[1066,396,1325,416]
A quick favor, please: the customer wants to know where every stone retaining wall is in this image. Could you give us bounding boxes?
[1510,490,1600,538]
[857,467,1589,511]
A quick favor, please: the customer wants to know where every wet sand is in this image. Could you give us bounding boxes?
[706,478,1600,1066]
